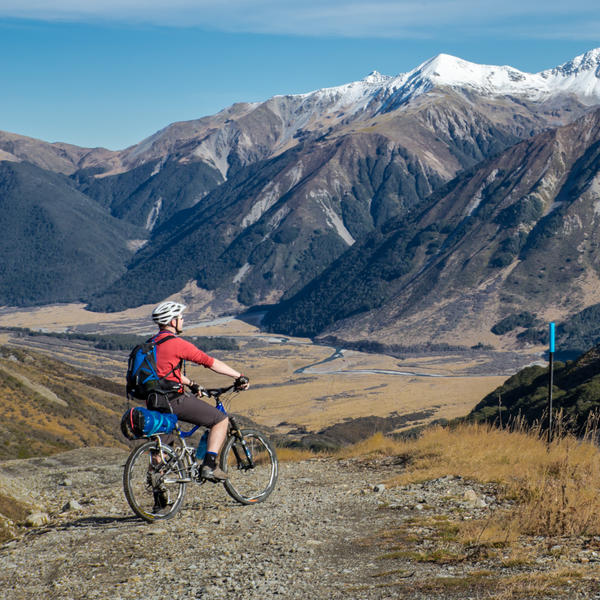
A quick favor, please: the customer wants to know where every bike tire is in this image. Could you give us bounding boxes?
[220,429,278,504]
[123,440,188,522]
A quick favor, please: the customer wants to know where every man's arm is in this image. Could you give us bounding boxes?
[179,338,249,389]
[211,359,250,389]
[210,358,242,379]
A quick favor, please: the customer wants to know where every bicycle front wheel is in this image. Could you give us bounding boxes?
[220,429,278,504]
[123,440,188,522]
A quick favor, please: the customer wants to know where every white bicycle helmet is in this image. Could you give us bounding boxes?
[152,301,186,325]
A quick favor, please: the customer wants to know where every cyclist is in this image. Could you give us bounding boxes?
[149,301,249,484]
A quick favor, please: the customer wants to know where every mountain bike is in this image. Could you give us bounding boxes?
[122,385,278,522]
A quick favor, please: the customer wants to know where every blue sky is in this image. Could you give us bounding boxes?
[0,1,598,150]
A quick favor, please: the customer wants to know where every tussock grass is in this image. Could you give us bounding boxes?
[272,413,600,597]
[492,569,587,599]
[387,422,600,536]
[0,492,34,544]
[274,447,320,462]
[333,423,600,536]
[378,567,590,599]
[336,431,404,459]
[459,515,521,548]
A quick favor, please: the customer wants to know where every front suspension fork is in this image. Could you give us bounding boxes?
[228,417,254,468]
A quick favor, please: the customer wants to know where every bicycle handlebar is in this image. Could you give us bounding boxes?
[201,384,236,398]
[187,379,248,399]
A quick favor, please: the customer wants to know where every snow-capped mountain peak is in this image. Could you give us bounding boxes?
[251,48,600,162]
[118,48,600,175]
[373,48,600,108]
[546,48,600,77]
[362,70,391,85]
[537,49,600,101]
[413,53,527,87]
[290,48,600,126]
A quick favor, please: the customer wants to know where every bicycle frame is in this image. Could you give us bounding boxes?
[179,393,257,470]
[147,394,253,478]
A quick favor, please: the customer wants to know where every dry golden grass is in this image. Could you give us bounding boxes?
[458,514,521,548]
[273,447,319,462]
[0,492,33,544]
[491,569,588,599]
[380,566,593,599]
[339,425,600,598]
[339,423,600,537]
[0,302,152,330]
[336,431,403,458]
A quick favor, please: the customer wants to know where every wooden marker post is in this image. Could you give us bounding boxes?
[547,322,555,446]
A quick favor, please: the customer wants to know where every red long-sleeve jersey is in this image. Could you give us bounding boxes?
[153,331,215,384]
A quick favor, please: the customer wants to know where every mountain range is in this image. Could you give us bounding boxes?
[2,48,600,352]
[266,106,600,350]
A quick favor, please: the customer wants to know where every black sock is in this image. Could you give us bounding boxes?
[203,452,217,469]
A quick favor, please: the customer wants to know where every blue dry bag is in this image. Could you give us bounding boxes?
[120,407,178,440]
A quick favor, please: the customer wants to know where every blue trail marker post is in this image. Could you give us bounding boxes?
[547,322,555,446]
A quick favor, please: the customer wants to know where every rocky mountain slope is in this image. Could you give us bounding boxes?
[86,50,600,313]
[265,106,600,352]
[0,130,120,175]
[468,343,600,431]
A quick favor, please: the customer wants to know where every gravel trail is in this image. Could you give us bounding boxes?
[1,447,599,599]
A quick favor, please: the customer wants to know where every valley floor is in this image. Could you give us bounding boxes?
[0,304,532,438]
[1,448,599,599]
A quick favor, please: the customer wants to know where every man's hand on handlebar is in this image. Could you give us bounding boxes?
[234,375,250,391]
[188,381,201,395]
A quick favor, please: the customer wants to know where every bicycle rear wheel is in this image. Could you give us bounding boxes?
[220,429,278,504]
[123,440,188,522]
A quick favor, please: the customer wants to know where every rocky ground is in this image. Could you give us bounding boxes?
[1,447,600,600]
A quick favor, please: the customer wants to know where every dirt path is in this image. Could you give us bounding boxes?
[1,448,599,599]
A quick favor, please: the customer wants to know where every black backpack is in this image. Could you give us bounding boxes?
[126,335,180,400]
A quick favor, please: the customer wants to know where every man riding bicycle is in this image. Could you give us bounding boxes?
[149,301,249,484]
